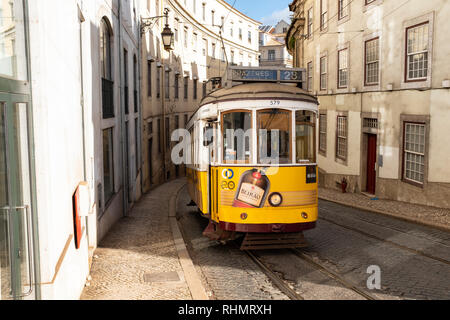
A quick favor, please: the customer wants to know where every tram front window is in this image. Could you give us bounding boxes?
[222,111,252,164]
[258,109,291,164]
[296,111,316,163]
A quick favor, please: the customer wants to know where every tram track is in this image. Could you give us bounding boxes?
[243,249,305,300]
[320,216,450,266]
[243,246,378,300]
[290,249,378,300]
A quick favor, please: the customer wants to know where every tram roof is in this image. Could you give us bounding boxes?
[199,82,318,107]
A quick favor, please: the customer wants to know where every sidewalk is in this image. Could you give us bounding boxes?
[81,178,207,300]
[319,187,450,232]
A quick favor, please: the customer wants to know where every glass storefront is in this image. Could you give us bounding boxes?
[0,0,36,300]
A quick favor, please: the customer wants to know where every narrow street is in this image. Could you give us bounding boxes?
[177,184,450,300]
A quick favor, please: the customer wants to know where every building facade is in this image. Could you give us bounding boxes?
[1,0,142,300]
[140,0,260,192]
[259,20,293,68]
[287,0,450,208]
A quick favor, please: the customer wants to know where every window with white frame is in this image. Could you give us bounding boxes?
[338,48,348,88]
[193,33,198,51]
[184,76,188,99]
[403,122,426,184]
[307,61,313,92]
[268,50,276,61]
[156,66,160,98]
[320,56,327,90]
[307,8,313,38]
[174,75,179,99]
[320,0,328,31]
[338,0,349,20]
[365,37,379,85]
[165,70,170,99]
[203,39,207,56]
[319,114,327,153]
[336,116,347,160]
[193,79,198,100]
[406,22,429,81]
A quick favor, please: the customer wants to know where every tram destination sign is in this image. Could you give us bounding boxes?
[229,67,305,83]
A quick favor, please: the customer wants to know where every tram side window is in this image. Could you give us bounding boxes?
[222,111,252,164]
[189,127,194,167]
[296,111,316,163]
[258,109,292,164]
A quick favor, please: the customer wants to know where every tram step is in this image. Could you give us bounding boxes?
[240,232,308,250]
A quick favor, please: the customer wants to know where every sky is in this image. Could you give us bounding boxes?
[225,0,292,26]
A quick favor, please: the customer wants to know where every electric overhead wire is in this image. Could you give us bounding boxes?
[166,0,249,83]
[300,0,413,93]
[312,0,411,78]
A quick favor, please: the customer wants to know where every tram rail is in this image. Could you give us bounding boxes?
[320,216,450,266]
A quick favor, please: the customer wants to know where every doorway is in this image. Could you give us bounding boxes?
[366,134,377,194]
[0,93,35,300]
[148,138,153,186]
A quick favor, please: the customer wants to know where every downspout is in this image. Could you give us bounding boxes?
[160,7,167,182]
[161,63,167,182]
[79,0,86,182]
[138,8,144,196]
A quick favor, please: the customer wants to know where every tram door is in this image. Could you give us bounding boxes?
[0,93,35,300]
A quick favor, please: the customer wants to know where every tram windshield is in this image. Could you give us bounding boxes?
[296,111,316,163]
[220,108,317,165]
[222,111,252,164]
[258,109,291,164]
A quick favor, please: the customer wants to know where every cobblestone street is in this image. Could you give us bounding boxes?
[177,185,450,300]
[80,180,450,300]
[81,180,192,300]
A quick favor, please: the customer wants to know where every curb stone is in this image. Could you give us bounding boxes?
[169,182,209,300]
[319,196,450,233]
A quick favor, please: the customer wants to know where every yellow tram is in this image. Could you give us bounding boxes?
[186,67,319,249]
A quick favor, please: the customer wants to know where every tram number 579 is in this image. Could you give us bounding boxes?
[270,100,281,106]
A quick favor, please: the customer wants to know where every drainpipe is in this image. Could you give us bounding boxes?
[161,63,167,182]
[138,15,143,196]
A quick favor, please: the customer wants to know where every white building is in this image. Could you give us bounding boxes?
[259,20,293,68]
[0,0,261,300]
[0,0,142,300]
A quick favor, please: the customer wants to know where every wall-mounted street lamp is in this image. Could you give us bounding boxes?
[141,8,174,51]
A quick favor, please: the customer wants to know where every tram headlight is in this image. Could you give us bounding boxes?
[268,193,283,207]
